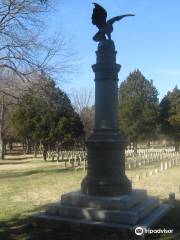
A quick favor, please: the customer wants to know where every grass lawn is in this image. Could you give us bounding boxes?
[0,154,180,239]
[0,155,85,222]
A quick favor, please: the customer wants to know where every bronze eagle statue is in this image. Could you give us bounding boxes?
[92,3,135,42]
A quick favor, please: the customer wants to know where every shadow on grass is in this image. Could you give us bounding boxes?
[0,161,32,165]
[5,150,25,156]
[0,204,50,240]
[4,156,34,161]
[0,203,127,240]
[1,200,180,240]
[0,167,76,180]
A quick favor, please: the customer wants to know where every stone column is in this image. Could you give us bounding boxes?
[81,40,132,196]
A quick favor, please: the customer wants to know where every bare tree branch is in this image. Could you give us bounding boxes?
[0,0,62,79]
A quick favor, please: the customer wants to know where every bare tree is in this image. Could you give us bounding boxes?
[71,87,95,138]
[0,0,62,79]
[80,106,95,138]
[71,87,94,114]
[0,0,79,158]
[0,70,24,159]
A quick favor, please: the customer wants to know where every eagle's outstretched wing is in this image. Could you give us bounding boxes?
[107,14,135,25]
[92,3,107,29]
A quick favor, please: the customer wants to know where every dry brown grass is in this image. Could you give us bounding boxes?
[0,153,180,222]
[127,167,180,200]
[0,155,85,221]
[0,154,180,239]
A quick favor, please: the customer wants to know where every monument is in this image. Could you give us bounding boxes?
[80,3,134,197]
[33,3,171,235]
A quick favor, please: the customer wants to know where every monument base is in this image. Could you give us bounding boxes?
[32,189,172,235]
[81,130,132,196]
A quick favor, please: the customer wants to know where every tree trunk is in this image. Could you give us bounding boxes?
[0,139,4,160]
[39,141,43,154]
[0,95,5,160]
[57,143,60,162]
[147,140,151,148]
[23,142,26,154]
[175,140,179,152]
[9,141,13,152]
[43,144,48,161]
[34,142,38,158]
[26,139,32,154]
[4,142,7,155]
[133,142,138,155]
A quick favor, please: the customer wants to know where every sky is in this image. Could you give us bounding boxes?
[45,0,180,102]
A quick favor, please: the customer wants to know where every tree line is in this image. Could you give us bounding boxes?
[1,68,180,161]
[119,69,180,153]
[0,0,80,160]
[1,72,84,160]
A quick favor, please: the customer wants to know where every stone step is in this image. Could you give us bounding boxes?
[47,196,159,225]
[34,202,172,231]
[136,203,173,229]
[47,204,139,224]
[129,197,159,221]
[61,189,147,210]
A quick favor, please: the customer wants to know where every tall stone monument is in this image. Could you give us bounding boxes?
[81,39,132,196]
[34,3,171,234]
[81,2,135,197]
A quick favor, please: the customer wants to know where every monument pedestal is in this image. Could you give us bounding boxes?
[33,189,171,233]
[81,130,132,196]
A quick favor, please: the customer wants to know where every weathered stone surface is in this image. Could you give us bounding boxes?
[46,195,159,226]
[61,189,147,210]
[33,202,171,231]
[130,197,159,220]
[136,204,172,229]
[55,205,139,225]
[81,40,132,196]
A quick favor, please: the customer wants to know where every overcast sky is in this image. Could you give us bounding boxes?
[46,0,180,102]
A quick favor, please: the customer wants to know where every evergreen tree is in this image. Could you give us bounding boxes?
[159,86,180,152]
[118,69,159,152]
[12,73,84,159]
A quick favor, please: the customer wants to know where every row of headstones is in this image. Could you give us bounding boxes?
[126,146,175,152]
[133,158,180,181]
[125,148,176,157]
[47,150,179,162]
[46,150,180,170]
[47,150,87,160]
[47,149,179,161]
[47,150,87,169]
[126,152,180,169]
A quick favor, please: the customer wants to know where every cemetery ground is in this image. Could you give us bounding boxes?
[0,151,180,240]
